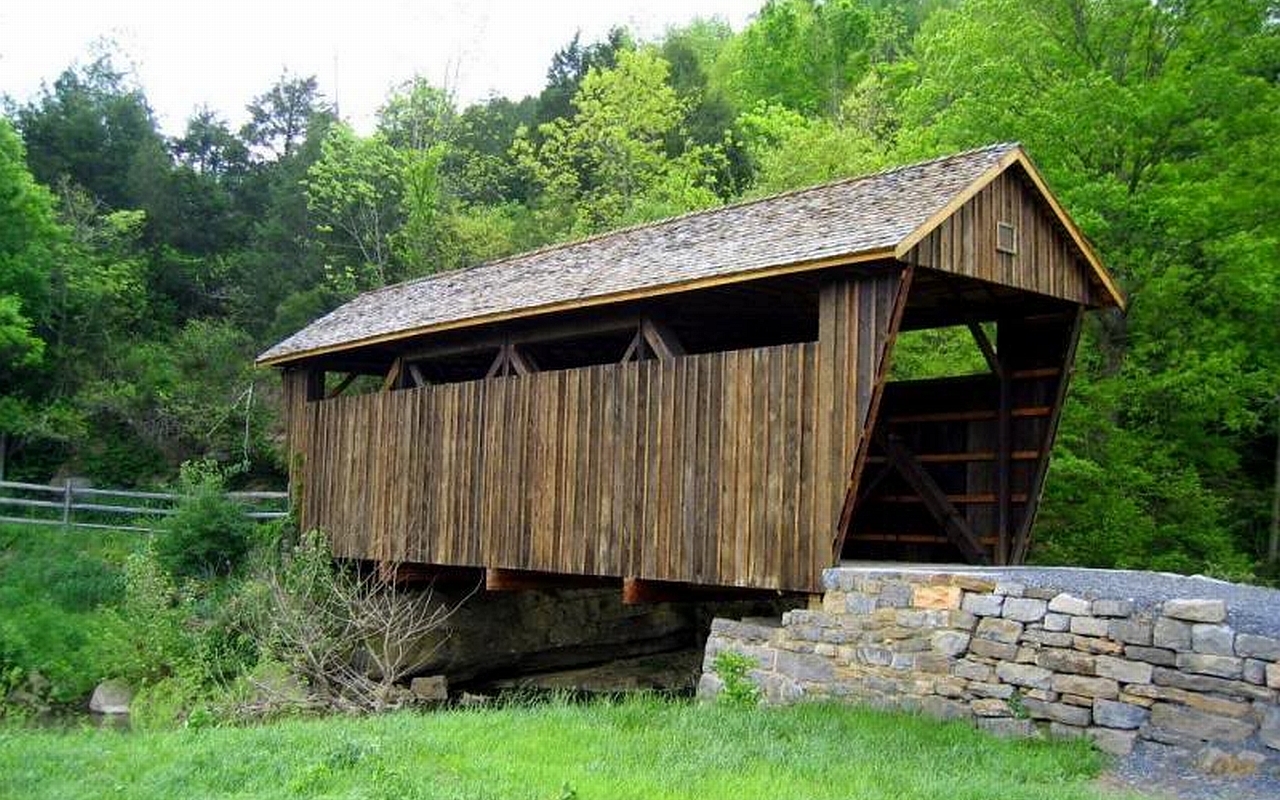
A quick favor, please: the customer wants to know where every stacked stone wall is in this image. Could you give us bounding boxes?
[698,569,1280,760]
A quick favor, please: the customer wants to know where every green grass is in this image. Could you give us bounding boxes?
[0,696,1143,800]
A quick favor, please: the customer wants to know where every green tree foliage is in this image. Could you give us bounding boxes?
[0,0,1275,577]
[516,48,723,237]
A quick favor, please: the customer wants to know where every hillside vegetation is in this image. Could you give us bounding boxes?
[1,0,1277,576]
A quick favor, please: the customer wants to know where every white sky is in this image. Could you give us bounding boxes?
[0,1,760,136]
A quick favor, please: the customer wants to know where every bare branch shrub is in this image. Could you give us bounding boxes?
[245,531,471,713]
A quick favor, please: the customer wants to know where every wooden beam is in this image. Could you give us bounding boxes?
[507,343,538,376]
[996,360,1012,565]
[641,318,685,361]
[381,357,403,392]
[881,434,989,564]
[325,371,359,399]
[484,568,617,592]
[865,450,1040,465]
[375,562,484,588]
[1012,309,1084,564]
[621,577,782,605]
[967,321,1004,380]
[886,407,1052,424]
[834,266,916,559]
[619,327,645,363]
[407,362,428,387]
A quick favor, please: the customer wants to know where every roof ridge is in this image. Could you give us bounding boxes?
[365,141,1022,296]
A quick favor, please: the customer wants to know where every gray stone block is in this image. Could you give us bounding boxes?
[1088,728,1138,756]
[855,646,894,667]
[1162,599,1227,624]
[1191,624,1235,656]
[1036,648,1096,675]
[970,638,1019,661]
[976,717,1036,738]
[1110,619,1153,646]
[970,682,1015,699]
[1069,616,1110,638]
[971,697,1011,716]
[1176,653,1244,680]
[1047,593,1091,616]
[845,594,878,614]
[1243,659,1267,686]
[1093,698,1150,729]
[696,672,723,701]
[1236,633,1280,661]
[1051,674,1119,699]
[962,593,1005,617]
[930,630,971,657]
[775,650,835,683]
[877,581,914,608]
[1153,666,1275,700]
[1260,706,1280,751]
[996,662,1054,690]
[1043,701,1092,726]
[1092,599,1134,618]
[1148,702,1255,743]
[1124,645,1176,666]
[1094,655,1153,685]
[1002,597,1048,623]
[920,696,970,722]
[1033,631,1075,648]
[953,659,994,682]
[1042,612,1071,632]
[1153,617,1193,651]
[976,617,1023,644]
[1048,722,1088,739]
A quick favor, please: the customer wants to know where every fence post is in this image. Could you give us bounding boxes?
[62,482,72,529]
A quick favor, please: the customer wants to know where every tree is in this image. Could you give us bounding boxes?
[242,72,329,161]
[896,0,1280,573]
[304,124,405,291]
[0,119,60,478]
[516,48,722,237]
[14,52,166,212]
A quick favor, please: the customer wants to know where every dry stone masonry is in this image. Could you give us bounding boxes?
[698,568,1280,764]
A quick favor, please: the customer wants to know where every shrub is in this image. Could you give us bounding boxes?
[155,460,254,579]
[712,650,760,707]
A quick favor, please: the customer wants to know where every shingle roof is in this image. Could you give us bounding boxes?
[260,143,1026,365]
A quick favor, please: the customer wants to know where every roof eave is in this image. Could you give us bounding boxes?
[255,246,901,368]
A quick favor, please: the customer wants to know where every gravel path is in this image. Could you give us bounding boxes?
[838,563,1280,638]
[1105,740,1280,800]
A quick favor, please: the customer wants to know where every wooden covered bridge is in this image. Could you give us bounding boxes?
[260,143,1123,595]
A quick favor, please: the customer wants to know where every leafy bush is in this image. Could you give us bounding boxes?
[711,650,760,707]
[155,460,254,579]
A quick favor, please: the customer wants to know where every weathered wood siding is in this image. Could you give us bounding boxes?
[287,273,904,592]
[904,168,1095,305]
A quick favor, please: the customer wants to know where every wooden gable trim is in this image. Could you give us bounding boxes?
[893,148,1125,310]
[258,248,897,368]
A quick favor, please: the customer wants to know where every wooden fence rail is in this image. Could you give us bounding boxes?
[0,480,288,533]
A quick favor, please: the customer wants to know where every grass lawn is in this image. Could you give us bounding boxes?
[0,696,1147,800]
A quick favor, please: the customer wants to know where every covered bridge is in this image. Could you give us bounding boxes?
[260,143,1124,595]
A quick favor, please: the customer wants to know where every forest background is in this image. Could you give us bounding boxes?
[1,0,1276,579]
